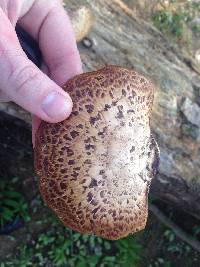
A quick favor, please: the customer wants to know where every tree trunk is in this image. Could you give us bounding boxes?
[1,0,200,218]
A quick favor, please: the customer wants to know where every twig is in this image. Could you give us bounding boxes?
[112,0,135,19]
[149,204,200,253]
[158,0,169,10]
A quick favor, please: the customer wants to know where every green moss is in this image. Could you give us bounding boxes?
[181,123,199,140]
[152,1,200,41]
[152,10,186,38]
[1,211,142,267]
[0,179,30,229]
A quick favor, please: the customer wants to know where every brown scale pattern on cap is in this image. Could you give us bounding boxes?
[34,65,159,240]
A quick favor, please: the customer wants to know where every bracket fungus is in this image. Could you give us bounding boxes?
[34,65,159,240]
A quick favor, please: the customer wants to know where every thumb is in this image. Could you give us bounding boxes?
[0,8,72,123]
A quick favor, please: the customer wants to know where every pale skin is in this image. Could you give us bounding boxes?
[0,0,82,144]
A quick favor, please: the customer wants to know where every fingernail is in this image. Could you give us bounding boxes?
[42,91,72,120]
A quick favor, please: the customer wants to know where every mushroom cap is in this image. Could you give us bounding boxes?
[34,65,159,240]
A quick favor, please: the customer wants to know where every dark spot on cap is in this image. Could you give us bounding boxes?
[112,101,118,106]
[104,104,111,111]
[95,75,104,81]
[51,127,60,135]
[100,190,105,198]
[130,146,135,153]
[132,90,136,97]
[84,137,91,143]
[89,179,98,188]
[72,111,79,116]
[122,89,127,96]
[66,148,74,157]
[91,199,98,206]
[70,130,79,139]
[85,104,94,113]
[127,109,135,114]
[100,207,106,212]
[84,159,92,164]
[85,144,95,150]
[98,126,107,137]
[68,160,75,165]
[71,171,79,178]
[63,134,72,141]
[116,109,124,119]
[77,124,84,129]
[103,198,108,204]
[96,89,100,97]
[60,182,66,190]
[109,91,114,99]
[75,90,81,98]
[89,117,97,125]
[87,192,93,202]
[92,207,100,214]
[81,178,86,184]
[60,169,67,174]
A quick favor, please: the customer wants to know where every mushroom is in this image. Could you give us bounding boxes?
[34,65,159,240]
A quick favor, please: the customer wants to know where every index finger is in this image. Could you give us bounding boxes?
[19,0,82,86]
[18,0,82,145]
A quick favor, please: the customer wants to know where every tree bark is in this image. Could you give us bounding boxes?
[1,0,200,218]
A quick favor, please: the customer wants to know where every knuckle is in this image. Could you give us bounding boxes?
[48,48,77,75]
[10,64,40,96]
[48,54,66,73]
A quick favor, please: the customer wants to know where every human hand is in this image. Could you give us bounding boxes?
[0,0,82,144]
